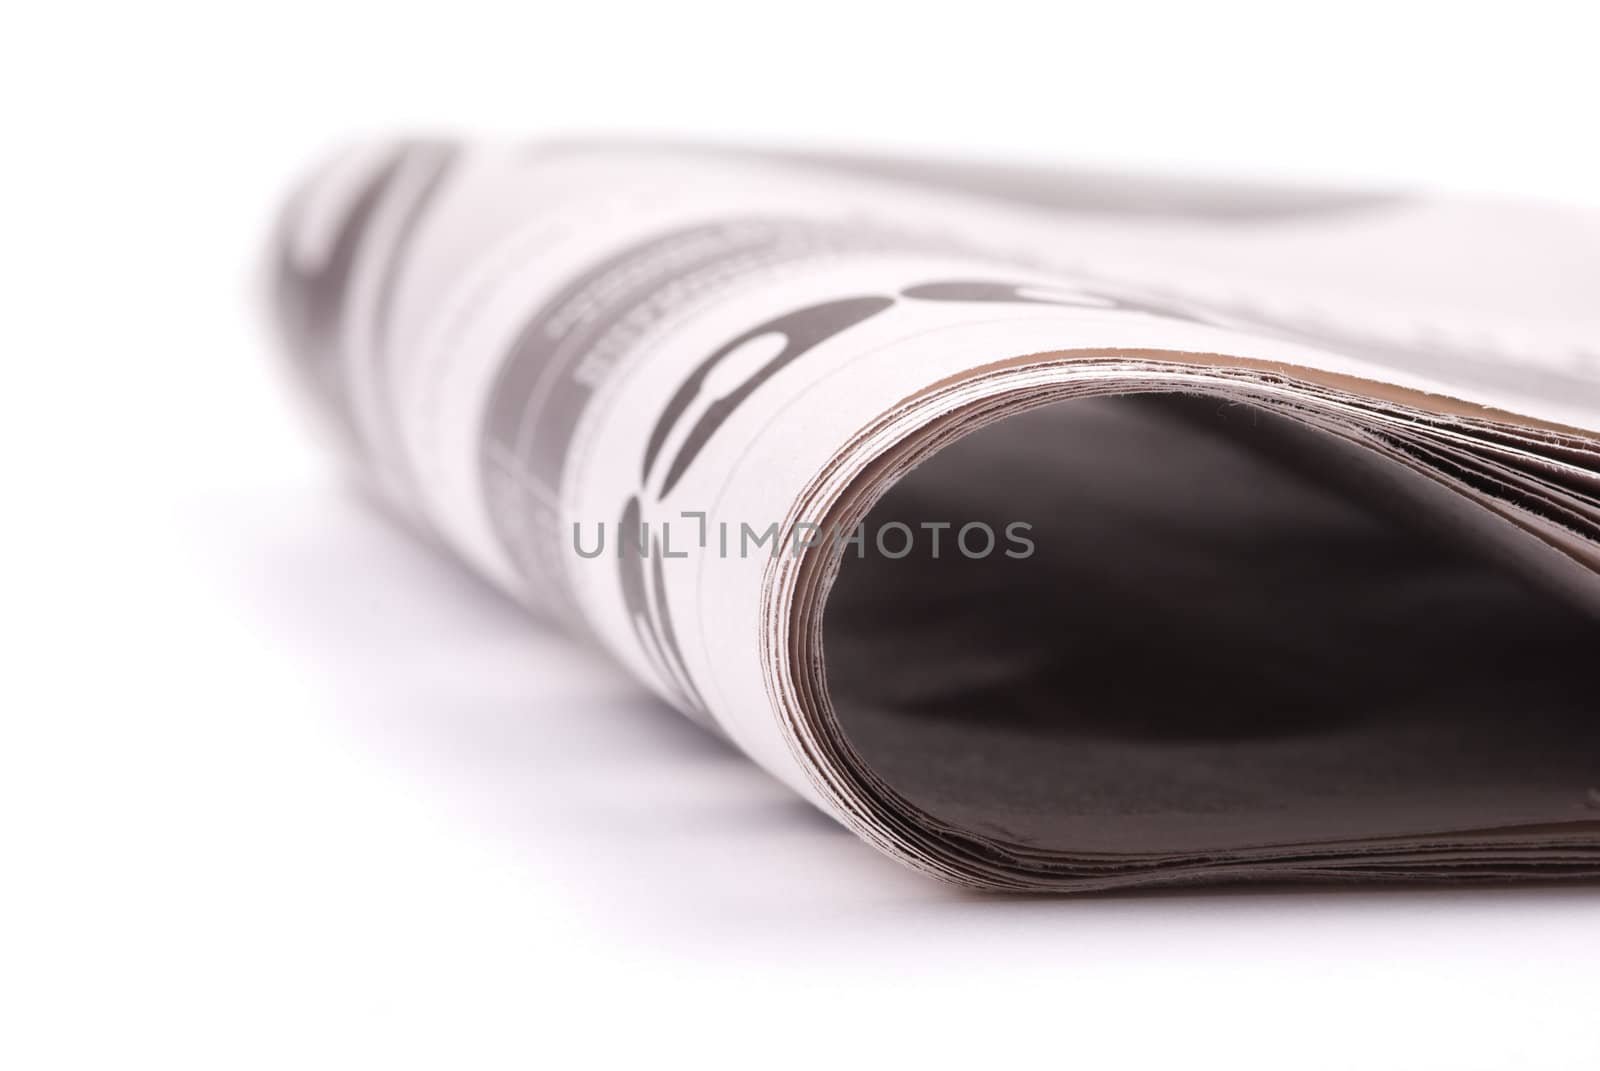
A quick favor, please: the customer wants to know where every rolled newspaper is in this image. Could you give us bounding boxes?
[267,139,1600,890]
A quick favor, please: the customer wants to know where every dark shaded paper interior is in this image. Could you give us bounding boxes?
[823,394,1600,856]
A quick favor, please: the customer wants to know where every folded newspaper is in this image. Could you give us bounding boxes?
[266,138,1600,891]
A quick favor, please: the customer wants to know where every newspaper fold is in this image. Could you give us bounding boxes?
[268,138,1600,890]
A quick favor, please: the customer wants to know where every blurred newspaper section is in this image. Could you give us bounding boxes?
[268,138,1600,891]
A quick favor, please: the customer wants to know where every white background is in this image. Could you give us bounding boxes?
[5,3,1598,1067]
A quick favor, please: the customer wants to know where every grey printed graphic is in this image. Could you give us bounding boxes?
[644,297,895,497]
[271,146,410,448]
[479,218,926,627]
[615,496,710,714]
[623,297,895,719]
[273,140,459,466]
